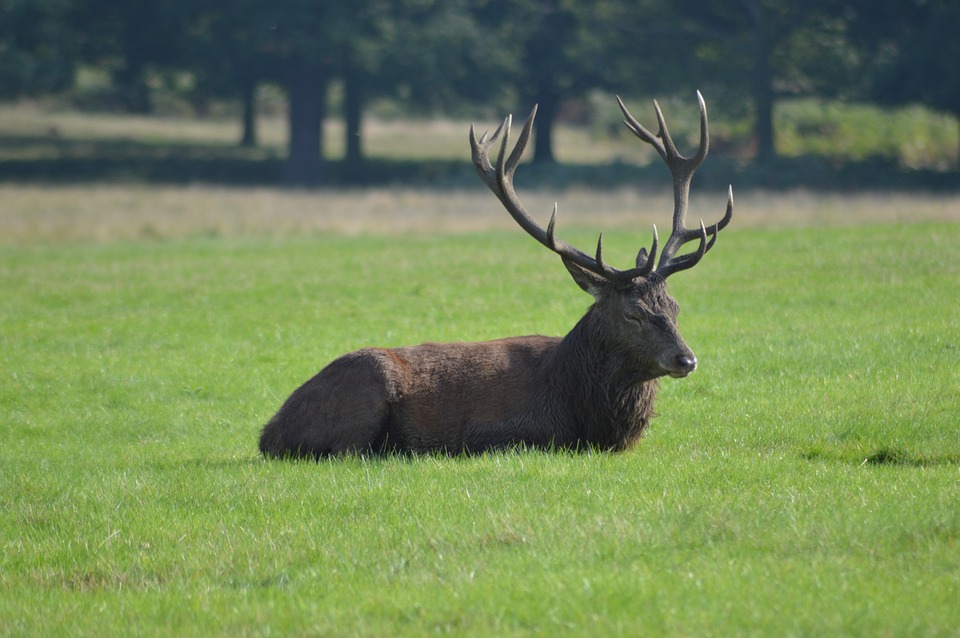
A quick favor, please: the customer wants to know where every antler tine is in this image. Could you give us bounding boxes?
[675,184,733,262]
[505,108,534,177]
[634,225,658,274]
[595,233,608,275]
[694,90,710,168]
[494,113,514,181]
[702,186,734,254]
[476,117,505,147]
[546,203,558,250]
[470,105,657,283]
[652,100,681,162]
[658,220,710,276]
[617,96,666,161]
[469,119,505,192]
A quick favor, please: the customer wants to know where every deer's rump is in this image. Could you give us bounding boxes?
[258,335,562,457]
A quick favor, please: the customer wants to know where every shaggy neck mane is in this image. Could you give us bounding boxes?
[550,306,659,451]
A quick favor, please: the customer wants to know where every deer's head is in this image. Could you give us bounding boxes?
[561,265,693,379]
[471,92,733,381]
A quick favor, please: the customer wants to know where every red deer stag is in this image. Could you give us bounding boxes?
[259,92,733,458]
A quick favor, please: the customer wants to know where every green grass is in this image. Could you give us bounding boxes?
[2,217,959,636]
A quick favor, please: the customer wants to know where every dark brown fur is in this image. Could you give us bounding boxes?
[259,266,692,458]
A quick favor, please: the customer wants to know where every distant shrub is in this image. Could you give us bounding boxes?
[776,99,957,170]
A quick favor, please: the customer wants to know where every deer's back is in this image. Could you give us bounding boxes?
[372,335,562,450]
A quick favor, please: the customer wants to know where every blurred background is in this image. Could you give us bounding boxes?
[1,0,958,189]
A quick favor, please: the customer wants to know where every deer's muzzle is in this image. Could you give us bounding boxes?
[666,354,698,378]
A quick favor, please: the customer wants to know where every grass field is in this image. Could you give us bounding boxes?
[2,176,959,636]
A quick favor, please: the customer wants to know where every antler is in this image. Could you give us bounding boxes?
[617,91,733,278]
[470,107,658,284]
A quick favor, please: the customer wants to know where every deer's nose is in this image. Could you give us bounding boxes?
[676,355,697,374]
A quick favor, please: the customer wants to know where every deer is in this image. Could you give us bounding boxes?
[259,92,733,458]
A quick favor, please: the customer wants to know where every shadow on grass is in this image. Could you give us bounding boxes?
[0,134,288,185]
[802,446,960,468]
[1,133,957,191]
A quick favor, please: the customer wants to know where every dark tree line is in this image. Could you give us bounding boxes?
[2,0,957,181]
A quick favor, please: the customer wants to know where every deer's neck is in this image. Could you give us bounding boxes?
[551,307,659,451]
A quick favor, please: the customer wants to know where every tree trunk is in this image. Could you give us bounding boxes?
[532,90,560,165]
[285,59,328,185]
[751,32,776,161]
[115,64,152,114]
[343,59,364,173]
[955,112,960,169]
[239,76,257,148]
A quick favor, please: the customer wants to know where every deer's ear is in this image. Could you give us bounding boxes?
[562,257,607,300]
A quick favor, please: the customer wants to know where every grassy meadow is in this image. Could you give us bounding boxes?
[2,105,960,636]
